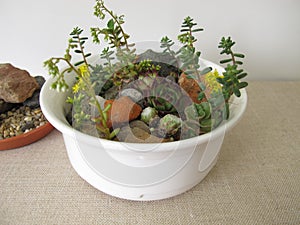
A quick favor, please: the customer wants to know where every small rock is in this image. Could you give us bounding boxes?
[123,127,151,143]
[104,96,142,128]
[33,108,42,114]
[132,127,150,140]
[129,120,150,133]
[148,115,161,129]
[3,130,9,138]
[23,91,40,108]
[115,126,131,142]
[0,63,39,103]
[24,116,32,122]
[23,76,46,108]
[34,76,46,89]
[178,73,206,104]
[125,128,169,143]
[21,121,35,132]
[119,88,143,103]
[117,123,170,143]
[150,127,168,138]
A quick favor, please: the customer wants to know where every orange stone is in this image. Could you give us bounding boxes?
[178,73,207,104]
[104,96,142,128]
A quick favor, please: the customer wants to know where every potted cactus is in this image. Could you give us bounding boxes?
[41,0,248,200]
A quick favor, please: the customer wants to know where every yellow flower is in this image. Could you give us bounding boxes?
[203,69,222,93]
[212,69,223,79]
[72,82,81,93]
[79,64,90,78]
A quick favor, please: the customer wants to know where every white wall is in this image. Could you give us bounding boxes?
[1,0,299,80]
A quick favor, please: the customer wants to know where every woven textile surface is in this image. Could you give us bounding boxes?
[1,81,299,225]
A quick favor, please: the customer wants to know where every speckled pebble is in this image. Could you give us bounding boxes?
[0,106,48,139]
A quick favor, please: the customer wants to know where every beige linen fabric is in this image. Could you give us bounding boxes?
[0,81,299,224]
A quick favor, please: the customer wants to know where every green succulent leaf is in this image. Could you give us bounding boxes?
[237,73,248,79]
[200,67,212,75]
[107,19,114,30]
[238,81,248,89]
[233,53,245,58]
[220,58,232,64]
[217,36,248,102]
[74,60,85,66]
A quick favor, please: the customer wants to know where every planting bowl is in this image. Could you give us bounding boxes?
[40,58,247,201]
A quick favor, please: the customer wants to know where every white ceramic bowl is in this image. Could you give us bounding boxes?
[40,58,247,201]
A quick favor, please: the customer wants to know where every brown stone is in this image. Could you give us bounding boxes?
[124,127,168,143]
[178,73,207,104]
[129,120,150,133]
[104,96,142,128]
[115,122,171,143]
[115,126,132,141]
[0,63,39,103]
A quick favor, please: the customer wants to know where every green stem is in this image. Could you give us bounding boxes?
[80,72,111,139]
[57,57,80,75]
[230,51,236,65]
[188,27,194,48]
[74,33,112,138]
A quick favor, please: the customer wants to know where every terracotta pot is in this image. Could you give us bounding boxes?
[0,122,54,150]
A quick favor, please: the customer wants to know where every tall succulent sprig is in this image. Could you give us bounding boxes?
[44,27,87,92]
[91,0,134,60]
[160,36,179,67]
[177,16,212,101]
[217,37,248,102]
[90,0,151,88]
[44,27,117,140]
[91,0,132,50]
[177,16,202,75]
[160,17,211,77]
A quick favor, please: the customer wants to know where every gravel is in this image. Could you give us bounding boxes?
[0,106,48,139]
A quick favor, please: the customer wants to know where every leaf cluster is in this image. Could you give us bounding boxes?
[217,37,248,101]
[177,17,212,77]
[43,27,91,92]
[160,17,211,102]
[90,0,143,87]
[91,0,132,50]
[44,26,118,140]
[177,16,203,47]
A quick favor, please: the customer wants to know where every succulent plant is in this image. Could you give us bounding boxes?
[137,50,180,81]
[181,104,201,139]
[158,114,182,136]
[147,77,192,116]
[140,107,158,124]
[193,100,227,133]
